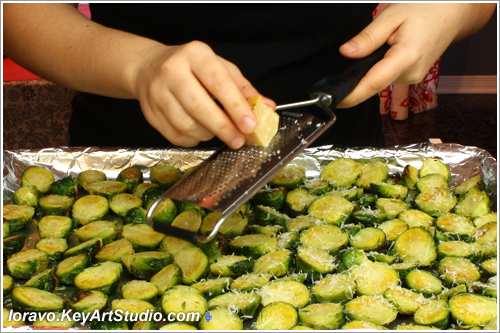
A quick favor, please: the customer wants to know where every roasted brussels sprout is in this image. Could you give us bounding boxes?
[436,213,476,241]
[277,230,300,250]
[394,227,437,266]
[95,238,135,263]
[121,251,173,280]
[50,176,79,197]
[298,302,345,330]
[207,291,261,317]
[254,204,289,226]
[56,253,91,285]
[413,299,450,329]
[32,311,76,328]
[75,220,118,245]
[320,158,362,188]
[349,227,387,251]
[419,157,451,181]
[151,197,177,225]
[38,215,73,238]
[405,269,443,296]
[269,166,306,190]
[150,164,181,189]
[455,188,491,219]
[308,195,355,225]
[384,286,427,315]
[231,273,272,292]
[109,193,143,217]
[77,169,107,191]
[200,211,248,238]
[7,249,49,279]
[253,186,287,210]
[74,261,123,294]
[111,298,156,317]
[416,173,449,192]
[117,166,144,192]
[3,275,14,296]
[39,194,75,215]
[150,263,182,294]
[71,194,109,225]
[350,259,399,296]
[252,250,292,277]
[64,238,103,259]
[449,293,497,326]
[12,286,64,312]
[402,164,419,190]
[174,245,210,284]
[69,290,108,313]
[161,285,207,324]
[256,302,298,330]
[415,187,457,217]
[355,161,389,189]
[121,223,165,251]
[2,308,25,327]
[286,215,324,232]
[295,245,337,277]
[311,271,356,303]
[371,182,409,200]
[35,237,68,261]
[258,280,310,308]
[3,204,35,231]
[3,234,26,258]
[300,224,349,254]
[437,257,481,286]
[345,295,398,326]
[23,267,56,292]
[378,219,409,242]
[21,165,55,193]
[13,185,41,207]
[229,234,277,259]
[87,180,128,199]
[199,307,243,330]
[375,198,409,220]
[123,206,148,225]
[285,188,317,216]
[191,276,232,298]
[170,209,202,232]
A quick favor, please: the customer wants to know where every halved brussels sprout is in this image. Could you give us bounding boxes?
[405,269,443,297]
[349,227,387,251]
[109,193,143,217]
[350,259,400,296]
[437,257,481,286]
[454,174,483,196]
[122,224,165,251]
[286,215,324,233]
[355,161,389,189]
[277,231,300,250]
[230,273,272,292]
[38,215,73,238]
[436,284,467,301]
[416,173,449,192]
[437,241,484,262]
[123,206,148,225]
[13,185,41,207]
[12,287,64,312]
[199,307,243,330]
[95,238,135,263]
[4,275,14,296]
[150,263,182,294]
[394,227,437,266]
[161,285,207,324]
[191,276,232,298]
[75,220,118,245]
[3,219,11,239]
[311,271,356,303]
[7,249,49,279]
[151,197,177,225]
[308,195,355,225]
[414,299,450,329]
[402,164,419,190]
[87,180,128,199]
[328,188,364,202]
[351,209,387,226]
[252,250,291,277]
[320,158,362,189]
[159,235,193,255]
[117,166,144,192]
[389,262,419,280]
[436,213,476,241]
[256,301,298,330]
[269,166,306,190]
[111,298,156,317]
[253,186,287,210]
[132,182,158,199]
[200,211,248,238]
[56,253,91,285]
[207,291,261,317]
[74,261,123,294]
[141,186,164,209]
[77,169,107,191]
[384,286,427,315]
[150,164,181,190]
[398,209,435,230]
[419,157,451,181]
[35,237,68,261]
[449,293,497,326]
[21,165,55,193]
[255,204,289,226]
[175,245,210,285]
[258,280,310,308]
[39,194,75,215]
[480,257,497,278]
[3,235,26,257]
[121,251,173,280]
[197,233,228,263]
[454,188,491,219]
[69,290,108,314]
[367,252,396,264]
[298,302,344,330]
[472,212,497,228]
[375,198,409,220]
[345,295,398,326]
[295,245,337,277]
[50,176,79,197]
[473,221,497,248]
[229,234,277,259]
[300,224,349,254]
[32,311,76,328]
[303,178,332,195]
[3,204,35,231]
[64,238,103,259]
[378,219,408,242]
[370,182,409,200]
[285,188,317,216]
[170,209,202,232]
[71,195,109,225]
[246,224,283,236]
[415,187,457,217]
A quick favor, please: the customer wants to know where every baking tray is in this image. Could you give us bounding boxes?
[2,143,498,330]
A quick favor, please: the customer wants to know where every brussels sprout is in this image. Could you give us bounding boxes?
[74,261,123,294]
[72,194,109,225]
[207,291,261,317]
[175,201,206,217]
[416,173,449,192]
[159,235,193,255]
[117,166,144,192]
[150,263,182,294]
[308,195,355,225]
[132,182,158,199]
[3,219,11,239]
[121,251,173,280]
[3,235,26,257]
[394,227,437,266]
[300,224,348,254]
[398,209,435,230]
[350,260,400,296]
[197,233,228,263]
[7,249,49,279]
[38,215,73,238]
[56,253,91,285]
[468,281,497,299]
[345,295,398,326]
[50,176,79,197]
[200,211,248,238]
[415,187,457,217]
[370,182,409,200]
[367,252,397,264]
[353,194,378,210]
[77,169,107,191]
[355,161,389,189]
[256,301,298,330]
[342,320,390,330]
[303,178,333,195]
[252,250,292,277]
[210,254,253,277]
[95,238,135,263]
[437,241,484,262]
[170,209,202,232]
[402,164,419,189]
[436,284,468,301]
[413,299,450,329]
[455,188,492,219]
[3,275,14,296]
[12,287,64,312]
[3,308,25,327]
[295,245,337,277]
[161,285,207,324]
[480,257,497,278]
[64,238,103,259]
[419,157,452,181]
[191,276,232,298]
[378,219,409,242]
[21,165,55,193]
[436,213,476,241]
[320,158,362,189]
[87,180,128,199]
[122,224,165,251]
[175,246,210,284]
[150,164,181,190]
[473,222,497,249]
[231,273,272,292]
[405,269,443,296]
[111,298,156,318]
[473,212,497,228]
[349,227,387,251]
[483,317,498,331]
[229,234,277,259]
[91,321,129,330]
[258,280,310,308]
[253,186,287,210]
[311,271,356,303]
[13,185,41,207]
[277,231,300,250]
[39,194,75,215]
[246,224,283,236]
[375,198,409,220]
[454,174,483,196]
[285,188,317,216]
[329,188,365,202]
[254,204,289,226]
[109,193,143,217]
[3,204,35,231]
[35,237,68,261]
[351,209,387,226]
[123,206,148,225]
[75,220,118,245]
[438,257,481,286]
[298,302,344,330]
[286,215,324,232]
[199,307,243,330]
[338,248,366,269]
[384,286,428,315]
[150,197,177,225]
[32,311,76,328]
[269,166,306,190]
[69,290,108,313]
[141,186,164,209]
[449,293,497,326]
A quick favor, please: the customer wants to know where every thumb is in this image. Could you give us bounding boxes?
[339,11,401,59]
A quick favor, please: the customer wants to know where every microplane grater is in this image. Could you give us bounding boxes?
[146,44,390,243]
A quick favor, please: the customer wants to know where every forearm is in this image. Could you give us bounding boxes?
[3,3,162,99]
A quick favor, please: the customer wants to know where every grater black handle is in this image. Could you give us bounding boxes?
[152,223,199,243]
[307,43,390,108]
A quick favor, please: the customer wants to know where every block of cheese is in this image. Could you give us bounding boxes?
[245,96,280,147]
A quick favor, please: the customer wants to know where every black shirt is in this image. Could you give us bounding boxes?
[70,3,384,148]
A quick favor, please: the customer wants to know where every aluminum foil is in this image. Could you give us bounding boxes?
[2,143,498,330]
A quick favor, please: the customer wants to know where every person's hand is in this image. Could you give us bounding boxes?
[132,41,276,149]
[337,3,496,108]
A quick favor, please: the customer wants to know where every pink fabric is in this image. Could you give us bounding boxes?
[373,5,439,120]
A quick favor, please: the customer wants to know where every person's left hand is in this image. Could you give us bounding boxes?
[336,3,496,108]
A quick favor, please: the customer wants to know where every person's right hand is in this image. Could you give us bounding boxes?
[132,41,276,149]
